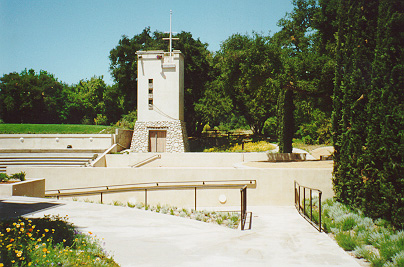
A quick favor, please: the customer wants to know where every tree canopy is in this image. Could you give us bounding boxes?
[213,33,283,135]
[0,69,68,123]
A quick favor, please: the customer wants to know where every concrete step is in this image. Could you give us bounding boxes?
[0,149,106,153]
[0,164,85,168]
[0,155,96,160]
[0,162,88,166]
[0,158,92,163]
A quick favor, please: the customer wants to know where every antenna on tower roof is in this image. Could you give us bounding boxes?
[163,10,179,57]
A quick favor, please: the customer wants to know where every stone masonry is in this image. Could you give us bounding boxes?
[130,120,189,153]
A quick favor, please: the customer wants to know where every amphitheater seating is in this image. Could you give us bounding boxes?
[0,153,98,173]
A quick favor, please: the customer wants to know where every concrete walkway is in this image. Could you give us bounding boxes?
[0,196,362,267]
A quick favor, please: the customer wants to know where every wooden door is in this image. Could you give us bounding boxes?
[149,130,166,152]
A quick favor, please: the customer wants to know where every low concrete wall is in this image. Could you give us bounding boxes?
[0,134,113,150]
[0,178,45,198]
[7,165,333,207]
[105,152,269,167]
[114,129,133,151]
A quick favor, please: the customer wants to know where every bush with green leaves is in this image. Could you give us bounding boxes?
[115,111,137,129]
[0,172,26,182]
[0,173,9,182]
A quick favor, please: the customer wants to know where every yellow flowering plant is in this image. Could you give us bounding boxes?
[0,216,118,266]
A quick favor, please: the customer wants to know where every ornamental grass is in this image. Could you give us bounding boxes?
[302,198,404,267]
[0,215,118,267]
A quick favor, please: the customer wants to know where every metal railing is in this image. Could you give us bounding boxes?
[46,179,256,230]
[294,181,322,232]
[240,185,252,230]
[131,154,161,168]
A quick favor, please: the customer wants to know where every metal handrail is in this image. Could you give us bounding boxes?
[46,179,256,195]
[46,179,255,231]
[131,154,161,168]
[294,181,322,232]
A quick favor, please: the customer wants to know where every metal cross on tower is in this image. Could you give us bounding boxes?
[163,10,179,57]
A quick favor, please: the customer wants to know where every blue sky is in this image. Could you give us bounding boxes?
[1,0,294,85]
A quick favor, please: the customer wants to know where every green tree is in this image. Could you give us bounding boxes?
[362,0,404,228]
[215,33,283,135]
[0,69,68,123]
[67,76,108,124]
[174,32,213,136]
[277,88,294,153]
[274,0,337,151]
[332,0,379,208]
[103,84,124,124]
[109,28,165,112]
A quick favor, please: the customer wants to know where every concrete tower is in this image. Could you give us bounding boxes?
[130,11,189,152]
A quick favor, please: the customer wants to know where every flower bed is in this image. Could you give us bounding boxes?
[0,215,118,266]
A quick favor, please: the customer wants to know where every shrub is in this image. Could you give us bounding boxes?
[389,251,404,267]
[94,114,108,125]
[262,117,277,139]
[204,140,276,152]
[0,173,9,182]
[335,231,361,251]
[321,199,404,266]
[10,171,26,181]
[115,111,137,129]
[0,172,26,182]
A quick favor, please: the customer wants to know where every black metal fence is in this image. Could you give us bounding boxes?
[294,181,322,232]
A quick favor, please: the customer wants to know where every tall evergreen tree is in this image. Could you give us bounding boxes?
[277,88,294,153]
[275,0,338,151]
[333,0,379,208]
[362,0,404,228]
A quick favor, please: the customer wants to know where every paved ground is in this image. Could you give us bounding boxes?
[243,160,333,169]
[0,196,363,267]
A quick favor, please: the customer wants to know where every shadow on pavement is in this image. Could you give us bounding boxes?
[0,198,63,218]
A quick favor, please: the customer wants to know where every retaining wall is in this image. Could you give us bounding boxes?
[0,134,114,150]
[105,152,269,167]
[0,178,45,198]
[7,165,333,207]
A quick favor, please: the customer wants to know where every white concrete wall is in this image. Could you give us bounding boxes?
[7,165,333,207]
[106,152,269,167]
[137,51,184,121]
[0,178,45,198]
[0,134,113,150]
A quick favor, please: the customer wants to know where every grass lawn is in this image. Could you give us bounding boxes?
[0,124,113,134]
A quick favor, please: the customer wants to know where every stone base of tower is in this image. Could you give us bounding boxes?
[130,120,189,153]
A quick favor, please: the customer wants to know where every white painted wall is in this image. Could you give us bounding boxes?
[7,165,333,207]
[0,134,113,150]
[137,50,184,122]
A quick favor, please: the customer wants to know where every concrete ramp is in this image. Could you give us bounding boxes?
[0,196,362,267]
